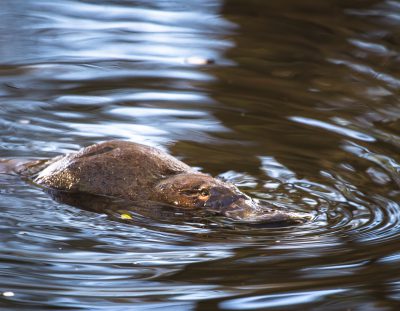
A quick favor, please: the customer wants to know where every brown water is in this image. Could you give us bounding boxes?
[1,0,400,310]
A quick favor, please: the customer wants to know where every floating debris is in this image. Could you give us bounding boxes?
[120,213,132,220]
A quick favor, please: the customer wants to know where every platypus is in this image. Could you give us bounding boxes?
[13,140,309,224]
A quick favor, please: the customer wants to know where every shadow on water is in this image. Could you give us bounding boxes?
[2,0,400,310]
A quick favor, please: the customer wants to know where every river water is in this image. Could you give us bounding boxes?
[1,0,400,310]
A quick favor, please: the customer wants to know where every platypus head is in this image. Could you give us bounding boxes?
[153,173,309,224]
[154,173,248,209]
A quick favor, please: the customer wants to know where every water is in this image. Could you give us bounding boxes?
[1,0,400,309]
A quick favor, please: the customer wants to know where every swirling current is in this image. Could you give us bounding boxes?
[2,0,400,310]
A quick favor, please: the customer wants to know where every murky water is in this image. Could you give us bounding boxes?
[2,0,400,309]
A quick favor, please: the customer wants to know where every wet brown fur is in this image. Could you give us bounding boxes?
[15,140,309,223]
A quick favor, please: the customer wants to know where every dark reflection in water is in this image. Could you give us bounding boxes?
[2,0,400,310]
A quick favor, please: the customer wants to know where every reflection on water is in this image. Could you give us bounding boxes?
[2,0,400,310]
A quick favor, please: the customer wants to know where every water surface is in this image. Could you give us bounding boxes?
[2,0,400,310]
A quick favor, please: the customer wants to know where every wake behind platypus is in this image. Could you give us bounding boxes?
[5,140,310,224]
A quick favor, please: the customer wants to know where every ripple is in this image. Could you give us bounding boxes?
[290,116,376,142]
[220,289,347,310]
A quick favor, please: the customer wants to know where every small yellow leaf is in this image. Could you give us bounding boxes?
[120,213,132,220]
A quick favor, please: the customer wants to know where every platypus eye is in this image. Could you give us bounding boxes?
[200,189,209,196]
[179,188,210,200]
[198,189,210,201]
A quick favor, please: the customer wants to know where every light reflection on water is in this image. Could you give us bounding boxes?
[2,0,400,310]
[220,289,348,310]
